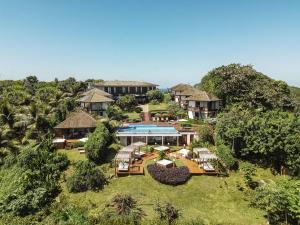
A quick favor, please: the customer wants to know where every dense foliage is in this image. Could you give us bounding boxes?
[147,89,164,103]
[115,95,137,111]
[99,194,145,224]
[154,201,181,225]
[85,123,111,164]
[199,64,295,111]
[217,106,300,175]
[252,178,300,224]
[147,164,190,185]
[0,145,69,216]
[67,160,107,193]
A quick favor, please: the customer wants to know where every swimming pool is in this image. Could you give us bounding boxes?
[117,124,180,135]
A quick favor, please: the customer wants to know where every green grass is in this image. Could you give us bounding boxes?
[59,152,281,224]
[58,149,87,163]
[148,102,168,112]
[124,112,141,120]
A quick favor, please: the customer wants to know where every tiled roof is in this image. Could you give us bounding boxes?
[81,88,112,97]
[95,80,158,87]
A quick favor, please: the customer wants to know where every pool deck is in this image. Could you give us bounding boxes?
[116,151,217,176]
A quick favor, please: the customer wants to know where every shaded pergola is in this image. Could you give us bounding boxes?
[114,146,135,176]
[193,147,219,173]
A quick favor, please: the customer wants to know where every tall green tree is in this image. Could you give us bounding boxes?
[199,64,295,111]
[85,123,111,164]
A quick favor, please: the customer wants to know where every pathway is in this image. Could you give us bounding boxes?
[140,104,151,122]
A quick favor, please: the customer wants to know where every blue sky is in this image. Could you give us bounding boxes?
[0,0,299,87]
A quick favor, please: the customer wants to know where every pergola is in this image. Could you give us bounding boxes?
[114,146,135,175]
[193,147,219,173]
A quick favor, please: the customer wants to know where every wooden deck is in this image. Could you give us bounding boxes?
[116,153,158,176]
[180,157,218,175]
[116,152,218,176]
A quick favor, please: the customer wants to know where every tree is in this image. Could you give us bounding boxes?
[252,179,300,224]
[0,145,69,216]
[24,75,38,95]
[85,123,111,164]
[199,64,295,111]
[67,160,107,193]
[115,95,137,111]
[147,89,164,103]
[154,201,181,225]
[168,102,186,118]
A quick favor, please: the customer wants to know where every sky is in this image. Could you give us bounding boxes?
[0,0,299,88]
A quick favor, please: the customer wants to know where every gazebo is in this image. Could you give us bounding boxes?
[114,146,135,175]
[132,141,147,158]
[193,148,219,172]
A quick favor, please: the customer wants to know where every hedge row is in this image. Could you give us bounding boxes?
[147,164,190,185]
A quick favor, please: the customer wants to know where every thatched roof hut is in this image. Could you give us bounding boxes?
[54,111,97,129]
[81,88,112,97]
[77,92,114,103]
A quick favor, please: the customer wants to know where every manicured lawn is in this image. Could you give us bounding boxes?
[148,102,168,111]
[124,112,141,120]
[59,150,278,224]
[58,149,87,163]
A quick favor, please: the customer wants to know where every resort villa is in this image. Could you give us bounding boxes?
[90,80,158,103]
[117,124,198,146]
[78,88,114,116]
[171,84,222,119]
[54,111,97,140]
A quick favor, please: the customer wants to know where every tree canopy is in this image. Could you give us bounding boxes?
[198,64,295,111]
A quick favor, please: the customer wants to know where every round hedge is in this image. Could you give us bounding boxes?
[147,164,190,185]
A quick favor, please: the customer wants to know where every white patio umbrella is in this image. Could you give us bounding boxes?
[154,146,169,151]
[132,141,147,153]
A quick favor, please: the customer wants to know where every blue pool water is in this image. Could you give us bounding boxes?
[118,124,178,134]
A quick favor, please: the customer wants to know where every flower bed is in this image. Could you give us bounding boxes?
[147,164,190,185]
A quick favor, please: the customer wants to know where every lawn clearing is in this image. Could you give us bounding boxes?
[148,102,168,111]
[59,154,277,224]
[124,112,141,120]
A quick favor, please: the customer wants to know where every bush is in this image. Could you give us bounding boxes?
[154,201,181,225]
[216,144,238,171]
[85,123,111,164]
[73,141,85,148]
[147,89,164,103]
[150,99,160,105]
[134,107,143,113]
[241,162,257,188]
[147,164,190,185]
[67,161,107,193]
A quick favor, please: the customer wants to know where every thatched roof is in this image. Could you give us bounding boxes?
[185,91,220,102]
[171,83,220,101]
[95,80,158,87]
[81,88,112,97]
[54,111,97,129]
[77,92,114,103]
[171,83,194,92]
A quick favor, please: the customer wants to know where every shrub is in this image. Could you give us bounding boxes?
[241,162,257,189]
[73,141,85,148]
[67,161,107,193]
[134,106,143,113]
[85,123,111,164]
[150,99,160,105]
[154,201,181,225]
[216,144,238,171]
[147,164,190,185]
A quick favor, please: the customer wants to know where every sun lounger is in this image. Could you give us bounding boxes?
[203,162,215,171]
[118,162,129,171]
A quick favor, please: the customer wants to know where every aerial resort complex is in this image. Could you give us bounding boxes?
[1,1,299,223]
[2,68,300,225]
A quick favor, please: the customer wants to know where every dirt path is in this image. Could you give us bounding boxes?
[140,104,151,121]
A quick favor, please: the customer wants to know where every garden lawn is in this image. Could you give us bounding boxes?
[59,156,280,224]
[148,102,168,111]
[124,112,141,120]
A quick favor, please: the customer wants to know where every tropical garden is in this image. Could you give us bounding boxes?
[0,64,299,225]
